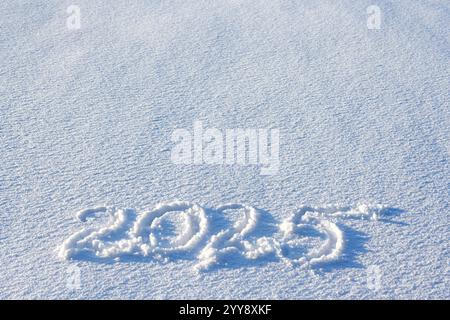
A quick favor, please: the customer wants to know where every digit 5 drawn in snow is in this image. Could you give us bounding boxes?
[59,201,402,271]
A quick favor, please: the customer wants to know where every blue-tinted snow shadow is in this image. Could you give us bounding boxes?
[378,207,408,226]
[311,207,407,273]
[313,224,369,272]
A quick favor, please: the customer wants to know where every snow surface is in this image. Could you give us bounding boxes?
[1,0,449,299]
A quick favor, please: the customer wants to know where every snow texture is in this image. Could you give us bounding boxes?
[0,0,449,299]
[59,202,384,271]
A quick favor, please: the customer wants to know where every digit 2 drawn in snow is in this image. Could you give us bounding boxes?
[59,201,393,271]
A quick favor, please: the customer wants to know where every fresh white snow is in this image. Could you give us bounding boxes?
[0,0,449,299]
[59,202,385,270]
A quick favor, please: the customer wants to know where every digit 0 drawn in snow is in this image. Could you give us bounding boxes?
[59,202,401,271]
